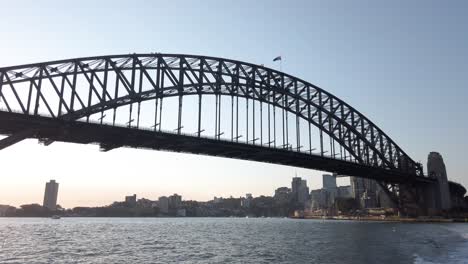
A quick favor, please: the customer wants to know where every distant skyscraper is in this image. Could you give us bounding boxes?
[322,174,337,190]
[427,152,451,210]
[169,194,182,209]
[298,180,310,204]
[43,180,59,210]
[310,175,354,210]
[292,177,309,204]
[158,196,169,213]
[291,177,302,195]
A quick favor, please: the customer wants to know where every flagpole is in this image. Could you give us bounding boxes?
[273,55,282,71]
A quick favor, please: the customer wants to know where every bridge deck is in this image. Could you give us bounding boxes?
[0,111,434,184]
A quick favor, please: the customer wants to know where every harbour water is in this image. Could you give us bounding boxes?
[0,218,467,263]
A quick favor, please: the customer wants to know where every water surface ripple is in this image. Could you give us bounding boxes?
[0,218,467,263]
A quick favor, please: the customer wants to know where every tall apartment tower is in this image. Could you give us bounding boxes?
[427,152,451,210]
[291,177,302,194]
[322,174,337,190]
[43,180,59,210]
[291,177,309,204]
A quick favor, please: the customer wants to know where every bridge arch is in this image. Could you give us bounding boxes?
[0,53,423,180]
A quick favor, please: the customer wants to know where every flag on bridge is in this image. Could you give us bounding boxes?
[273,56,282,62]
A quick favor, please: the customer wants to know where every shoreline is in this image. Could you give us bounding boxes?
[1,215,467,223]
[291,215,468,223]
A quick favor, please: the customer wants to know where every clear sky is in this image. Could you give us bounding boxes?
[1,0,467,208]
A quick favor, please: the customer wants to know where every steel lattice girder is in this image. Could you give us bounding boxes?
[0,53,424,178]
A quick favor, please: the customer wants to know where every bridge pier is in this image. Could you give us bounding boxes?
[397,152,453,217]
[398,182,435,217]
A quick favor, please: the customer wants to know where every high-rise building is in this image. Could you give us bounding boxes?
[274,187,291,207]
[158,196,169,213]
[427,152,451,210]
[274,187,290,199]
[298,180,310,204]
[322,174,337,190]
[169,194,182,209]
[310,188,335,209]
[320,174,337,207]
[291,177,302,195]
[310,189,324,209]
[291,177,309,204]
[43,180,59,210]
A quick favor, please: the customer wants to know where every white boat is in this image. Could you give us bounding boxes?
[51,215,61,219]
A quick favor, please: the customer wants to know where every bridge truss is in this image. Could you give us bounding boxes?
[0,53,432,207]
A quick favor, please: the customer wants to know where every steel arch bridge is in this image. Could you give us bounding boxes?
[0,54,433,198]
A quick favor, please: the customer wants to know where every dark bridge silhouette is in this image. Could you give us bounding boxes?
[0,53,435,207]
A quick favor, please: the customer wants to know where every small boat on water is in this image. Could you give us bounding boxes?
[51,215,61,219]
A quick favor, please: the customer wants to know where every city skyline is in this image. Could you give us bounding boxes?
[12,173,347,210]
[3,170,350,208]
[1,0,467,208]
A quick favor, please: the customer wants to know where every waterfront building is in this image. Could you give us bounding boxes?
[125,194,137,207]
[0,205,15,217]
[213,197,223,204]
[310,176,354,210]
[158,196,169,213]
[169,194,182,209]
[137,198,156,208]
[274,187,290,198]
[310,189,325,209]
[310,188,336,210]
[43,180,59,210]
[214,196,242,209]
[274,187,291,204]
[176,208,186,217]
[241,193,253,208]
[291,177,309,204]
